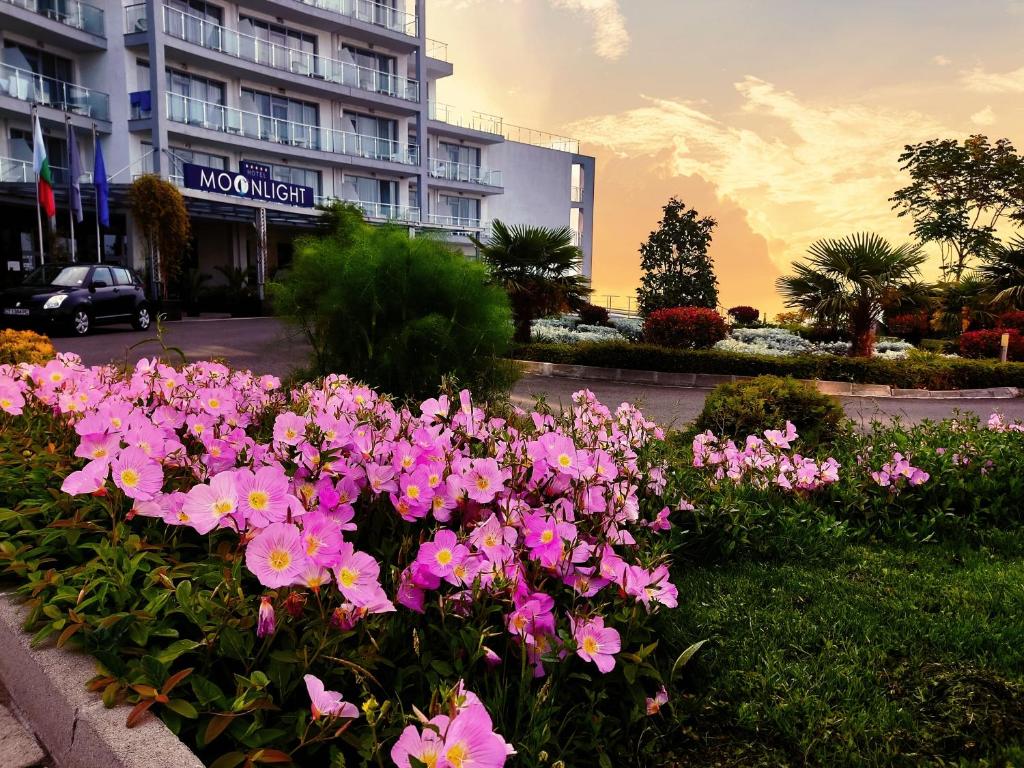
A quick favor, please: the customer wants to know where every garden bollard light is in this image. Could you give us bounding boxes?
[1001,333,1010,363]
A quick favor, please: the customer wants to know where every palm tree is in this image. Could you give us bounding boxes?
[978,236,1024,309]
[933,274,994,334]
[776,233,928,357]
[472,221,591,343]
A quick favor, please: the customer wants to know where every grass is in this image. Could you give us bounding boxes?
[658,541,1024,767]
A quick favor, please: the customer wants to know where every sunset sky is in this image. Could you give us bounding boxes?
[429,0,1024,316]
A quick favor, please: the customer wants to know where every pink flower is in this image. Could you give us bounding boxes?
[572,615,621,673]
[273,411,306,445]
[181,471,239,534]
[111,447,163,500]
[391,718,449,768]
[646,685,669,715]
[256,596,276,638]
[334,543,388,609]
[235,465,291,527]
[245,522,307,588]
[61,459,108,496]
[464,458,504,503]
[0,378,25,415]
[416,529,468,581]
[303,674,358,721]
[443,702,509,768]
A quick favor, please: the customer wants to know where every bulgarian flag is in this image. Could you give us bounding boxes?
[33,114,56,226]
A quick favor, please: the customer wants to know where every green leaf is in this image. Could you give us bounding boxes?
[165,698,198,719]
[671,639,708,678]
[209,752,247,768]
[155,639,200,665]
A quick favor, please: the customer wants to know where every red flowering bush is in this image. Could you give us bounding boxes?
[886,312,931,343]
[959,329,1024,360]
[577,302,611,326]
[996,311,1024,332]
[643,307,727,349]
[727,305,760,325]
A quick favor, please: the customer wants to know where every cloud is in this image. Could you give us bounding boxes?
[431,0,629,59]
[565,77,951,273]
[960,64,1024,93]
[971,105,997,125]
[550,0,629,59]
[932,54,951,66]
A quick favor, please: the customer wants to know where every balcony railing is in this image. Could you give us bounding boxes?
[165,93,419,165]
[428,101,503,135]
[428,158,501,187]
[0,62,110,120]
[320,198,420,223]
[426,38,448,61]
[1,155,92,184]
[295,0,417,36]
[502,123,579,154]
[137,6,420,101]
[2,0,105,35]
[424,213,484,230]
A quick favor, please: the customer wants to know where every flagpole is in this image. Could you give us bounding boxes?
[93,123,101,262]
[66,115,76,263]
[33,106,45,267]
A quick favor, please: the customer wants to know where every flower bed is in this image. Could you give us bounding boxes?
[0,355,684,766]
[714,327,914,358]
[514,341,1024,390]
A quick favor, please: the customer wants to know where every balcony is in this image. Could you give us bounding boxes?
[428,158,502,187]
[0,62,110,120]
[1,0,104,35]
[423,213,484,231]
[1,155,92,185]
[128,5,420,102]
[428,101,503,136]
[320,198,420,223]
[425,38,447,62]
[164,93,419,166]
[126,0,416,38]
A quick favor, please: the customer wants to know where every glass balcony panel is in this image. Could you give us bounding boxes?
[0,62,109,119]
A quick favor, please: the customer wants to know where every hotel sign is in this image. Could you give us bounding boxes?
[182,162,314,208]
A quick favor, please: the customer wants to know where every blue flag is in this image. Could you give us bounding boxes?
[67,122,83,224]
[93,136,109,227]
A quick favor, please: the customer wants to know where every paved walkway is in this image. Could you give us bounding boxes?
[50,317,1024,427]
[0,680,50,768]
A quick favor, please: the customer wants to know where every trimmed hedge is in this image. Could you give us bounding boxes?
[513,341,1024,390]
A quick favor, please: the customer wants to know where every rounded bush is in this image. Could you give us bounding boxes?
[577,302,610,326]
[694,375,846,450]
[643,306,727,349]
[0,329,55,365]
[727,305,760,325]
[996,311,1024,332]
[959,328,1024,361]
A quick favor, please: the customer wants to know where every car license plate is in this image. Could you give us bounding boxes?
[3,308,29,316]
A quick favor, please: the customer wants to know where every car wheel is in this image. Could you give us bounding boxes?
[70,309,91,336]
[132,305,152,331]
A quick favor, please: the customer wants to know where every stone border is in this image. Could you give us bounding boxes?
[0,593,204,768]
[516,360,1020,400]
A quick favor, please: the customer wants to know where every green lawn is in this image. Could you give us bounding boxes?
[659,541,1024,767]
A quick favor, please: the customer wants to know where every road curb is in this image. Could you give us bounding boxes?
[0,592,204,768]
[514,360,1020,400]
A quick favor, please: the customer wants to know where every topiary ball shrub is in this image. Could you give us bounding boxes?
[577,302,610,326]
[694,375,846,450]
[959,328,1024,361]
[996,311,1024,332]
[0,329,55,365]
[727,305,759,325]
[643,306,727,349]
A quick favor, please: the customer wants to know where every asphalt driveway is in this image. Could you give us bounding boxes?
[49,317,1024,428]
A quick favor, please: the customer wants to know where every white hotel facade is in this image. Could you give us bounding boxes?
[0,0,595,291]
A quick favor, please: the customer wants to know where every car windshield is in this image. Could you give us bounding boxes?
[22,265,91,288]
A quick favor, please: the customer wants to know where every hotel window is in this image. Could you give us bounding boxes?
[438,195,480,224]
[161,144,228,179]
[239,16,317,74]
[164,0,223,47]
[342,112,397,159]
[339,44,396,93]
[265,162,321,194]
[9,128,68,184]
[240,89,319,147]
[2,44,73,83]
[356,0,397,27]
[439,142,480,168]
[166,69,226,128]
[342,175,397,216]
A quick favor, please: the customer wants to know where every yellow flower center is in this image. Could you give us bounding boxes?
[208,398,220,409]
[306,536,322,556]
[0,398,11,409]
[338,567,358,588]
[268,549,291,572]
[110,417,122,428]
[583,636,599,655]
[446,742,468,768]
[248,490,269,510]
[483,534,498,547]
[540,529,555,544]
[475,476,490,491]
[91,447,107,458]
[49,372,63,382]
[212,499,233,517]
[406,484,421,499]
[285,428,297,440]
[435,548,453,566]
[454,565,467,580]
[558,453,572,468]
[120,468,139,488]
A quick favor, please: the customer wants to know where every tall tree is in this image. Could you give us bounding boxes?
[890,135,1024,281]
[636,198,718,315]
[777,233,928,357]
[471,221,590,343]
[978,235,1024,309]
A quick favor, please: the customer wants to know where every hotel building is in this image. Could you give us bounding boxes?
[0,0,595,293]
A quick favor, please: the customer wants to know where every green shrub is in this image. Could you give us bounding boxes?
[643,306,727,348]
[694,375,845,450]
[513,341,1024,390]
[271,205,515,400]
